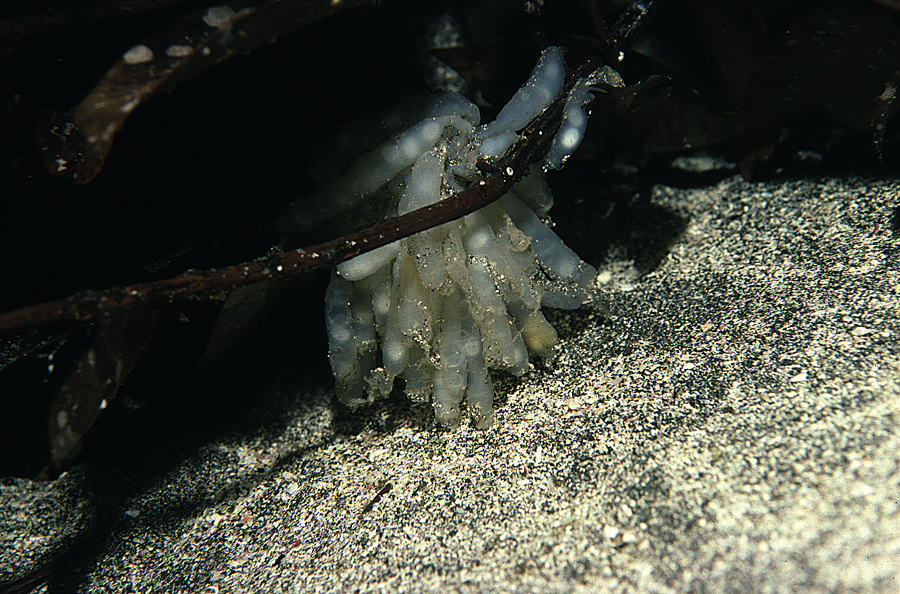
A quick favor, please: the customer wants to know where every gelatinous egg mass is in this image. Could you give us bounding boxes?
[284,47,619,427]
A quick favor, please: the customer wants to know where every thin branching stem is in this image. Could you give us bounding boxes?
[0,62,592,334]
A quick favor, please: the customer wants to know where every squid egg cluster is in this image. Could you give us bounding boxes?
[293,47,620,427]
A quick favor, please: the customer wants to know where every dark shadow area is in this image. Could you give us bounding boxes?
[549,159,692,275]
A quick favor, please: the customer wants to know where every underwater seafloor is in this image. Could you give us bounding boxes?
[2,170,899,593]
